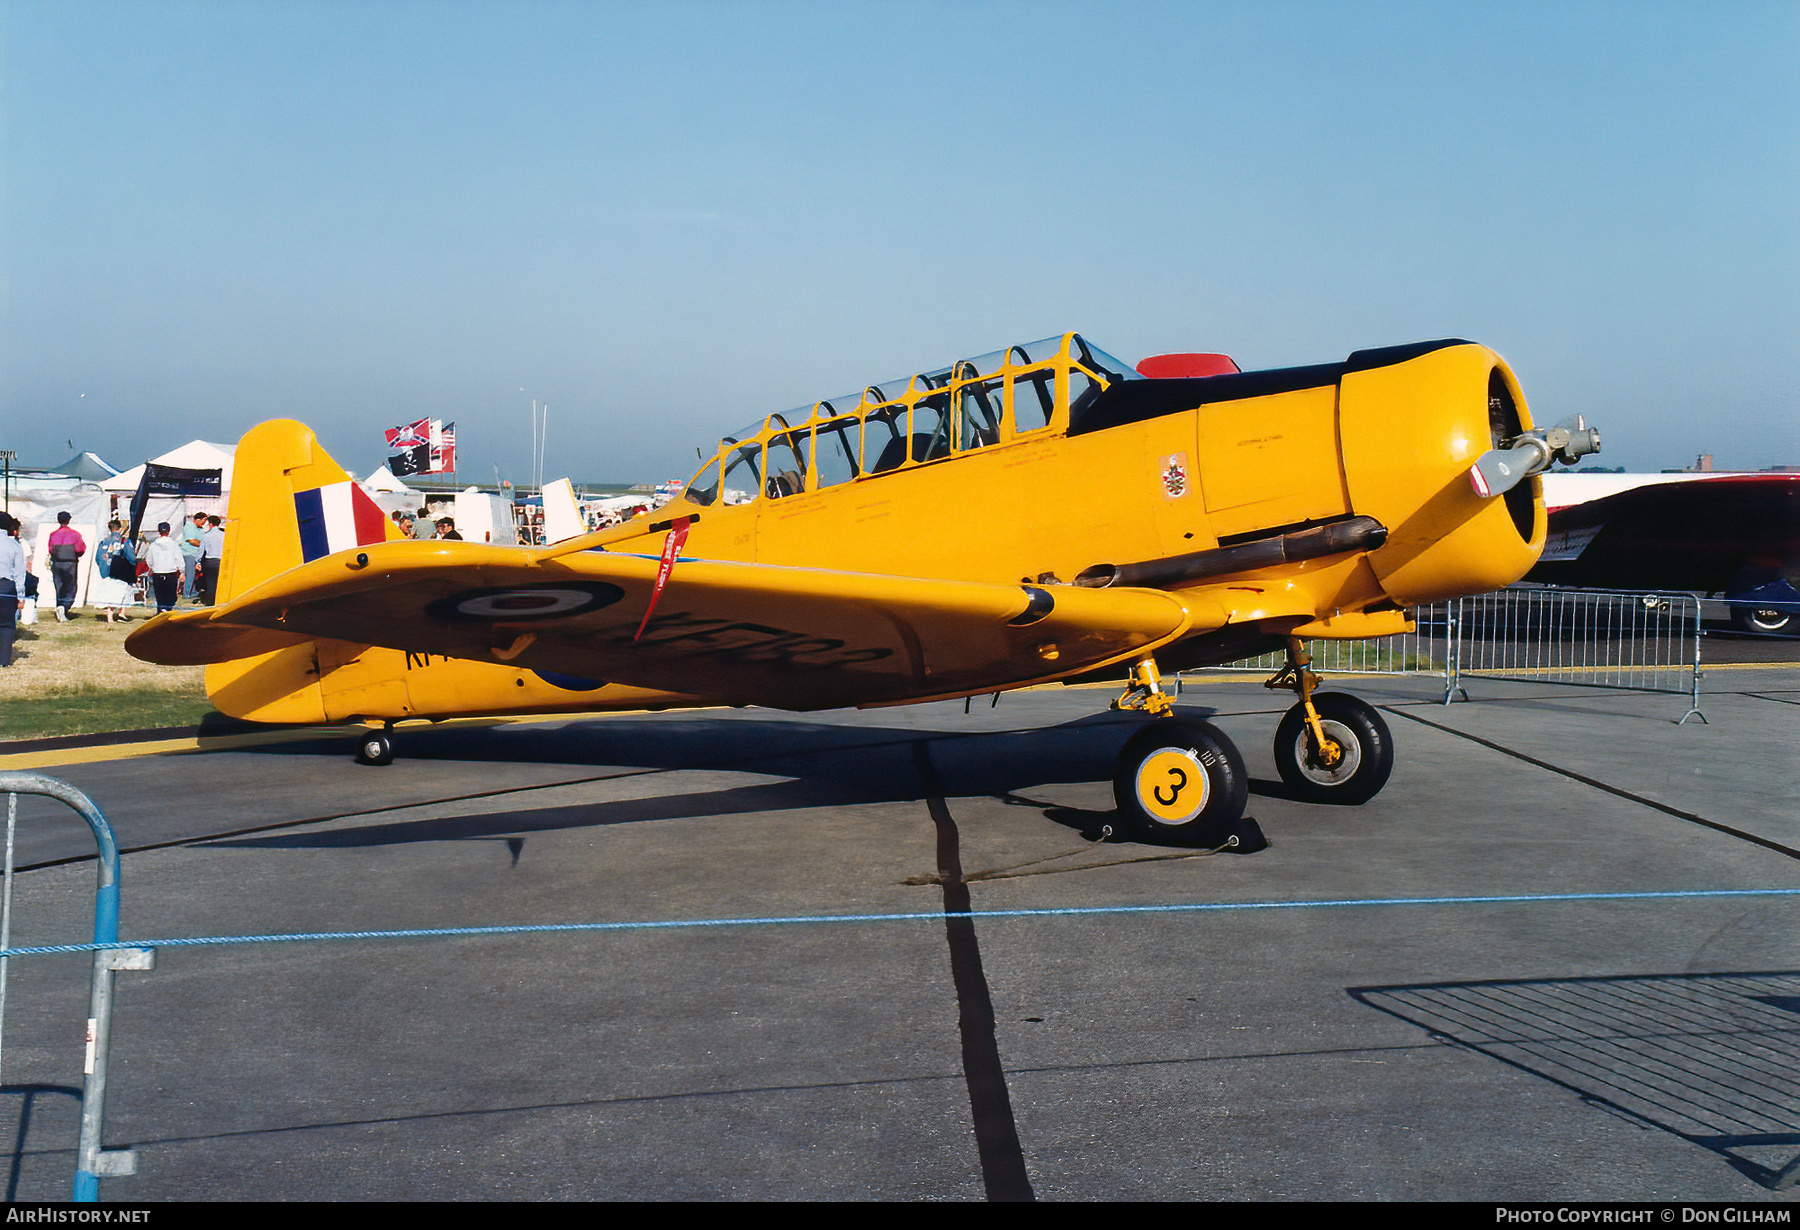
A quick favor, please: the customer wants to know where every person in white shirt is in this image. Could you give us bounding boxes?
[198,516,226,605]
[0,512,25,666]
[145,522,185,614]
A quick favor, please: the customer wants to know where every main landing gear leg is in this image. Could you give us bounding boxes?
[354,722,396,767]
[1110,657,1175,717]
[1267,636,1393,804]
[1109,656,1249,845]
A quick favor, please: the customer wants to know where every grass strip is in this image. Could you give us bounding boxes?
[0,687,214,740]
[1,608,212,739]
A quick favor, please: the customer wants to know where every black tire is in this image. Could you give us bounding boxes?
[1731,606,1795,635]
[354,731,394,767]
[1273,693,1393,805]
[1112,718,1248,846]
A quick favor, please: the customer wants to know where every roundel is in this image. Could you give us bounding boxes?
[456,589,594,617]
[427,582,625,623]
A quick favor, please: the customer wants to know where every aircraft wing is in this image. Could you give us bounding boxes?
[126,541,1212,709]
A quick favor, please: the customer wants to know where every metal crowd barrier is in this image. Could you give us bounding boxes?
[0,773,150,1202]
[1205,586,1705,724]
[1446,586,1705,724]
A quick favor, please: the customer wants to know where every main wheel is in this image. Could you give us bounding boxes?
[1273,693,1393,805]
[1112,718,1248,846]
[354,730,395,766]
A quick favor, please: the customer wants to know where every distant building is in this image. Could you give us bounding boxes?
[1662,453,1717,474]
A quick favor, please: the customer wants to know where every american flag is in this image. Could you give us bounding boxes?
[431,420,457,474]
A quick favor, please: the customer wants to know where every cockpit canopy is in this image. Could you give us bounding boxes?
[683,332,1139,507]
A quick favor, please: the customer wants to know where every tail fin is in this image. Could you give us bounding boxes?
[217,419,401,606]
[201,420,401,723]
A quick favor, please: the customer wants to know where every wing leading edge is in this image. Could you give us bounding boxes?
[126,541,1213,710]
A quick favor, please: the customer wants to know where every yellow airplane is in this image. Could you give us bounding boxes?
[126,332,1597,844]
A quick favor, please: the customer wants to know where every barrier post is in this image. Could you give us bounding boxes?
[1442,600,1466,703]
[1681,593,1706,726]
[0,772,151,1201]
[0,791,15,1081]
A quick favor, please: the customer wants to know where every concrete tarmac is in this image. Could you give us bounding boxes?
[0,664,1796,1201]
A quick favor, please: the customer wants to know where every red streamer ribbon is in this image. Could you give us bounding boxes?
[633,517,691,641]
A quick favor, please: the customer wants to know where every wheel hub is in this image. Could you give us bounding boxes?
[1295,719,1362,786]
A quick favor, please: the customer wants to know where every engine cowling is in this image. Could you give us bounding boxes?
[1337,342,1547,606]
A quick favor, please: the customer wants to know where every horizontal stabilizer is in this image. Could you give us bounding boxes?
[127,615,319,665]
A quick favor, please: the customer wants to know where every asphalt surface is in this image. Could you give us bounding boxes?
[0,658,1795,1201]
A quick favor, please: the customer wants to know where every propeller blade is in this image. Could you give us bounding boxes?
[1467,442,1547,498]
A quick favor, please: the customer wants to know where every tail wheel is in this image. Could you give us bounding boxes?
[1112,718,1248,846]
[1273,693,1393,805]
[354,730,395,767]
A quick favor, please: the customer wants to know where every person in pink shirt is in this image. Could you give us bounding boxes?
[47,511,86,622]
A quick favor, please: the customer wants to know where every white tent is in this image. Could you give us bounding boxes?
[6,481,112,609]
[355,465,421,520]
[103,440,237,496]
[360,464,415,494]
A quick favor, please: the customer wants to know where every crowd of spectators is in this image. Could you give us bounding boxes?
[0,507,230,640]
[0,493,652,639]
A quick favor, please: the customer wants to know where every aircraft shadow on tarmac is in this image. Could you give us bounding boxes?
[205,707,1290,852]
[1353,970,1800,1191]
[205,706,1161,771]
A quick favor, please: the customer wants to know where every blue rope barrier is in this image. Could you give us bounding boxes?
[3,887,1798,961]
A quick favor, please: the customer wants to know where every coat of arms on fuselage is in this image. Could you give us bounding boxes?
[1161,452,1188,499]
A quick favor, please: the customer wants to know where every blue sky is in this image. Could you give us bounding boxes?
[3,0,1796,483]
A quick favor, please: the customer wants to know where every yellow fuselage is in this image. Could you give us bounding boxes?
[203,333,1545,725]
[598,335,1543,636]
